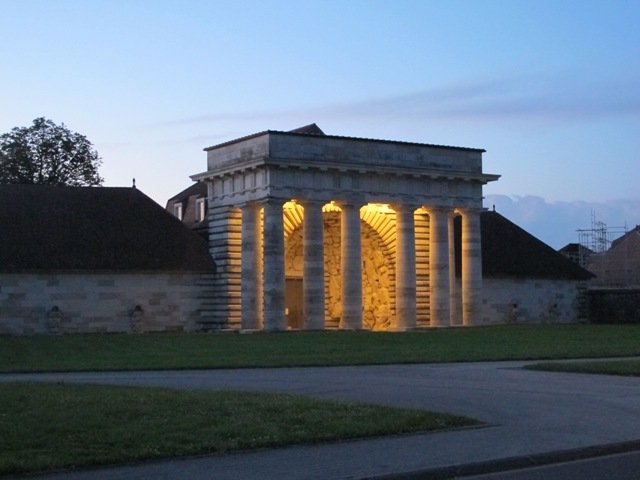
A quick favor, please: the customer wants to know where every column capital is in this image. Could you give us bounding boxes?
[391,203,419,214]
[423,205,453,215]
[297,198,325,209]
[238,200,261,211]
[333,200,364,210]
[259,197,287,207]
[455,206,485,216]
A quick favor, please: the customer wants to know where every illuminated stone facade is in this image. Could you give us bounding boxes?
[191,126,500,330]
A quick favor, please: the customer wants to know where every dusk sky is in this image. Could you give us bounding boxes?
[1,0,638,248]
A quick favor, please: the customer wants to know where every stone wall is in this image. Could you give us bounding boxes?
[479,278,588,324]
[0,272,210,335]
[587,288,640,323]
[586,230,640,288]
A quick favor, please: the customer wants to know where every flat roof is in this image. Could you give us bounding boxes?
[204,129,486,153]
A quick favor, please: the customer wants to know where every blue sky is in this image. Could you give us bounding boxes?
[1,0,638,248]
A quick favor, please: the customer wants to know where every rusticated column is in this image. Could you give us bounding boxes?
[241,202,262,330]
[393,204,417,330]
[429,207,450,327]
[461,208,483,326]
[302,200,325,330]
[339,202,363,329]
[449,212,461,326]
[262,199,286,331]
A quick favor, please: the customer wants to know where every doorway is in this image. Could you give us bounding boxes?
[285,278,303,329]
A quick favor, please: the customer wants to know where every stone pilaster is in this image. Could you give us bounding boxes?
[393,204,417,330]
[200,204,242,329]
[449,213,461,326]
[429,207,451,327]
[262,199,286,331]
[461,208,483,326]
[241,202,262,330]
[302,200,326,330]
[339,202,363,329]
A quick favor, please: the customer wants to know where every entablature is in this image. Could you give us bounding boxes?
[191,157,500,185]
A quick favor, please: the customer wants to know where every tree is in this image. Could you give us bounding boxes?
[0,117,103,186]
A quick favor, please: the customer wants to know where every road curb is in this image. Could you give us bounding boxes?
[372,439,640,479]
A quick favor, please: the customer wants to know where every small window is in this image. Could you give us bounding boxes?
[196,198,206,222]
[173,203,183,221]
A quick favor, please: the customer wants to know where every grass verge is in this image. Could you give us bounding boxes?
[525,359,640,377]
[0,383,479,476]
[2,325,640,372]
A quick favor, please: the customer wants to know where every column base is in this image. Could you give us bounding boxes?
[239,329,263,334]
[386,327,414,332]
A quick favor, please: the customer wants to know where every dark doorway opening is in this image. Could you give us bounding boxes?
[286,278,303,329]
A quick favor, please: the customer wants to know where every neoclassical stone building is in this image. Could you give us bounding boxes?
[0,127,593,335]
[191,125,501,331]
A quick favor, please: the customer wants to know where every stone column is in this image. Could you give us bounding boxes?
[262,199,286,331]
[461,208,483,326]
[429,207,450,327]
[302,200,325,330]
[340,202,363,329]
[393,204,417,330]
[241,202,262,330]
[449,213,461,326]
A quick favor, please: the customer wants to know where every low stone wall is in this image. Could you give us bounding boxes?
[0,272,208,335]
[587,288,640,324]
[479,278,588,325]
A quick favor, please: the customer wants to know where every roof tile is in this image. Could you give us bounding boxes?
[0,185,216,272]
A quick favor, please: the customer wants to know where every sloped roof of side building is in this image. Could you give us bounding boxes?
[0,184,216,272]
[456,211,594,280]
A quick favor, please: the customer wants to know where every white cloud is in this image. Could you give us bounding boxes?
[157,73,640,131]
[485,194,640,249]
[337,74,640,124]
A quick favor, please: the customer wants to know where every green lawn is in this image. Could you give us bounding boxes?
[0,383,478,476]
[2,325,640,372]
[3,325,640,475]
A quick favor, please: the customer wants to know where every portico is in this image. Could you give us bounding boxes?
[191,125,499,331]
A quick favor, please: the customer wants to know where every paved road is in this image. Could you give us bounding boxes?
[463,450,640,480]
[3,361,640,479]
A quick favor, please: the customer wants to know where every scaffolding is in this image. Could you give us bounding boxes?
[577,211,629,286]
[577,211,627,254]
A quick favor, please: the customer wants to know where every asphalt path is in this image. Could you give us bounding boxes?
[462,450,640,479]
[2,361,640,479]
